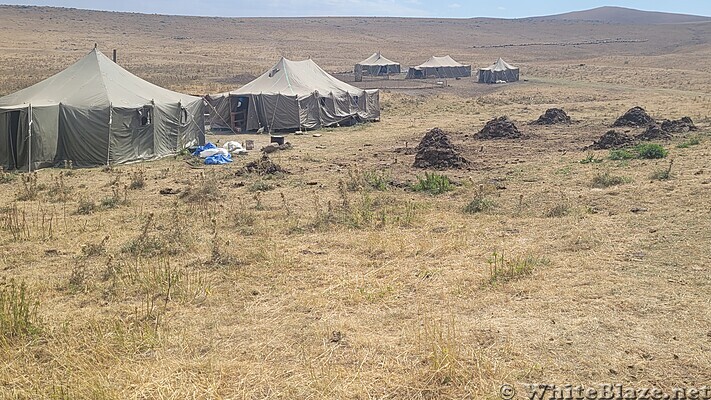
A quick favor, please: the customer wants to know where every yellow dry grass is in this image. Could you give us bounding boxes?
[0,5,710,399]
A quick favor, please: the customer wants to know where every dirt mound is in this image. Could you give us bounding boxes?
[413,128,468,169]
[612,106,654,127]
[531,108,571,125]
[588,130,636,150]
[635,124,672,141]
[477,117,522,139]
[661,117,697,133]
[240,154,288,175]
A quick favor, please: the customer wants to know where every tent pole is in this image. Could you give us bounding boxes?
[28,103,32,173]
[106,103,112,166]
[177,100,182,151]
[205,96,237,135]
[268,94,280,135]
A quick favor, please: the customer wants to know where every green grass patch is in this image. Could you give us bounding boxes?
[609,149,636,160]
[676,137,701,149]
[412,173,453,195]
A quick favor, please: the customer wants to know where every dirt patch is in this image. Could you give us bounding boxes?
[240,154,288,175]
[531,108,571,125]
[413,128,468,169]
[476,116,523,139]
[588,130,636,150]
[661,117,697,133]
[635,124,672,141]
[612,106,654,128]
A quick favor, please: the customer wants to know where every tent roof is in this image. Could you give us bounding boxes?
[358,52,399,66]
[415,55,469,68]
[227,57,368,98]
[480,58,518,72]
[0,48,199,109]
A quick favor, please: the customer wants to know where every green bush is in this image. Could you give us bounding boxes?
[609,149,635,160]
[635,143,668,159]
[412,173,453,195]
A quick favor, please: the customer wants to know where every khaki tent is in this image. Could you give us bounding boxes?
[208,57,379,133]
[354,53,400,80]
[478,58,520,84]
[406,56,471,79]
[0,48,204,171]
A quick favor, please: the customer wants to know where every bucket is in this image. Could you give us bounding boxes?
[270,135,285,146]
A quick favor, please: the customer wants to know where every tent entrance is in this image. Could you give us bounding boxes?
[230,96,249,133]
[7,111,21,170]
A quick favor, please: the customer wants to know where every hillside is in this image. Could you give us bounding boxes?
[533,6,711,24]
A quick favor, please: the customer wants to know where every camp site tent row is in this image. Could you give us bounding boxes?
[354,53,401,81]
[405,56,472,79]
[0,48,205,171]
[207,57,379,133]
[478,58,520,84]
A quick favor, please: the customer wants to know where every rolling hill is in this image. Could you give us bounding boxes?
[531,6,711,24]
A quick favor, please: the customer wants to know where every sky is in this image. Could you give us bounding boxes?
[2,0,711,18]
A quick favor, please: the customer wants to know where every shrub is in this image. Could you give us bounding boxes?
[249,181,275,192]
[76,199,96,215]
[635,143,668,159]
[609,149,635,160]
[129,169,146,190]
[0,168,17,184]
[0,280,42,339]
[412,173,453,195]
[651,160,674,181]
[677,137,701,148]
[592,172,630,188]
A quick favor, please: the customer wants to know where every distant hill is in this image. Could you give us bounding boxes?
[529,6,711,24]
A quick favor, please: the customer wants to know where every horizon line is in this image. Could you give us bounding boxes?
[2,4,710,20]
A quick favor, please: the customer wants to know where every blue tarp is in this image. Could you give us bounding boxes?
[204,153,232,165]
[192,142,217,156]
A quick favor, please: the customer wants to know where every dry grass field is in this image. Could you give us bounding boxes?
[1,5,710,399]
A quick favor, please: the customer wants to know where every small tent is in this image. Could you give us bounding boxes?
[0,48,205,170]
[207,57,379,133]
[354,53,400,81]
[478,58,520,84]
[406,56,471,79]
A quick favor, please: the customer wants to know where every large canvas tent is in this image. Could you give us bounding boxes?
[0,48,205,171]
[478,58,520,84]
[406,56,471,79]
[208,57,379,133]
[354,53,400,81]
